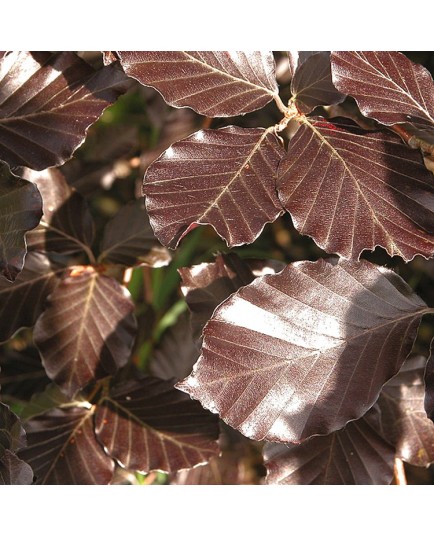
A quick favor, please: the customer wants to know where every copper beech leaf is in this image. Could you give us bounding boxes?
[378,355,434,467]
[0,163,43,281]
[278,118,434,261]
[149,312,200,380]
[0,251,65,342]
[331,51,434,131]
[179,253,285,342]
[94,377,220,473]
[144,126,284,249]
[0,51,129,170]
[0,402,26,451]
[264,406,395,485]
[0,449,33,484]
[425,339,434,421]
[33,266,137,397]
[98,199,171,268]
[290,52,346,114]
[177,259,430,443]
[20,406,114,485]
[117,51,278,117]
[24,168,94,256]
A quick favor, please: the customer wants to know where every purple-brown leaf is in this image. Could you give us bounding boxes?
[0,51,129,170]
[94,377,220,473]
[144,126,284,249]
[33,266,137,397]
[0,163,43,281]
[0,449,33,484]
[24,168,94,256]
[0,251,65,342]
[20,406,114,484]
[378,355,434,467]
[331,51,434,131]
[117,51,278,117]
[177,259,429,443]
[425,339,434,421]
[99,199,171,267]
[264,406,395,485]
[278,118,434,261]
[291,52,346,114]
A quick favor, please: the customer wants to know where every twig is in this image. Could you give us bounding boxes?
[393,457,407,485]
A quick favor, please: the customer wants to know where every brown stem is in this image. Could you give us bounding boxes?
[390,124,434,157]
[393,457,407,485]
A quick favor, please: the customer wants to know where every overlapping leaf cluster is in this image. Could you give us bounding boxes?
[1,51,434,485]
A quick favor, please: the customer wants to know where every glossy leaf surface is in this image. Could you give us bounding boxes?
[118,51,278,117]
[0,163,43,281]
[331,51,434,130]
[291,52,346,113]
[278,118,434,261]
[379,355,434,467]
[20,406,114,484]
[144,126,284,248]
[99,199,171,267]
[178,259,428,443]
[0,51,129,169]
[95,377,220,473]
[33,267,137,397]
[24,168,94,256]
[264,407,395,484]
[0,251,64,342]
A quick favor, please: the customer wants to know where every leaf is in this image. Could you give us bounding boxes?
[117,51,278,117]
[177,259,429,443]
[0,251,65,343]
[290,52,346,114]
[277,118,434,261]
[378,355,434,467]
[425,339,434,421]
[144,126,284,249]
[23,168,94,256]
[98,199,171,267]
[94,377,220,473]
[287,51,320,79]
[149,311,200,380]
[0,163,43,281]
[0,51,129,170]
[0,402,26,451]
[33,266,137,397]
[0,346,50,401]
[331,51,434,131]
[20,406,115,484]
[0,449,33,484]
[21,383,76,420]
[179,253,257,342]
[263,406,395,484]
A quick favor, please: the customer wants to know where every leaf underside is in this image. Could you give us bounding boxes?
[177,259,428,443]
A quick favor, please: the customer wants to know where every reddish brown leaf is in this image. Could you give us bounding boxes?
[0,51,129,170]
[117,51,278,117]
[177,259,429,443]
[33,267,137,397]
[0,251,65,342]
[0,163,43,281]
[278,118,434,261]
[99,199,171,268]
[291,52,346,114]
[23,168,94,256]
[94,377,220,473]
[144,126,284,248]
[0,449,33,484]
[331,51,434,131]
[264,406,395,484]
[150,311,200,380]
[20,406,114,484]
[379,355,434,467]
